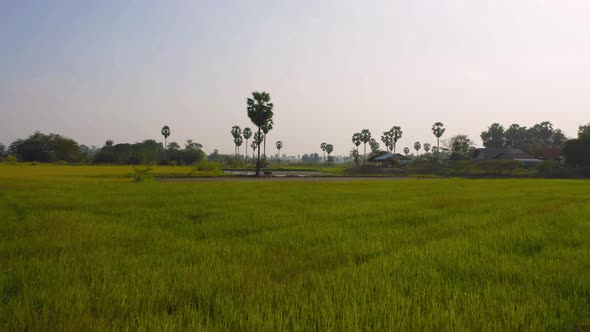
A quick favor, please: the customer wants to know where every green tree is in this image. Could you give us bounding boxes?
[578,123,590,141]
[167,142,180,151]
[414,142,421,155]
[325,144,334,163]
[250,141,257,161]
[243,127,252,162]
[320,142,327,163]
[234,136,243,156]
[369,138,380,154]
[231,126,242,156]
[480,123,505,148]
[446,134,475,160]
[381,133,392,152]
[389,126,403,153]
[184,139,203,151]
[0,143,6,157]
[432,122,446,155]
[161,126,171,150]
[360,129,372,164]
[352,133,362,160]
[276,141,283,164]
[261,119,274,161]
[423,143,431,153]
[403,147,410,156]
[9,131,81,162]
[247,91,274,176]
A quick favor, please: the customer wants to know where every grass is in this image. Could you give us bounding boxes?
[1,164,589,330]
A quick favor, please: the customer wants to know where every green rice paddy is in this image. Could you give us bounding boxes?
[1,165,589,330]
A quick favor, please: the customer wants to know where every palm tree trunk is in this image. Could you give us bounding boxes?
[256,127,262,176]
[263,136,267,161]
[363,143,366,164]
[245,139,248,162]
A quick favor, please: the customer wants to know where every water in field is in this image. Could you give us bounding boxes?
[223,170,326,177]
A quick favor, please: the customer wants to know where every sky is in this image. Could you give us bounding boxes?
[1,0,589,156]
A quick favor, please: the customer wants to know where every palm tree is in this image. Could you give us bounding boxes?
[234,136,243,157]
[161,126,171,150]
[243,127,252,162]
[381,133,393,152]
[247,91,274,176]
[325,144,334,163]
[352,133,362,159]
[230,125,242,156]
[276,141,283,164]
[251,141,257,162]
[320,142,327,163]
[389,126,403,153]
[360,129,372,164]
[261,118,274,161]
[432,122,446,156]
[414,142,421,156]
[403,147,410,156]
[253,131,264,167]
[423,143,431,153]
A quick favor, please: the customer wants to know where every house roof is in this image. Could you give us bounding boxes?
[473,148,536,161]
[540,148,563,159]
[374,153,412,161]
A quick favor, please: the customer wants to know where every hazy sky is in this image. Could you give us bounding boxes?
[1,0,589,155]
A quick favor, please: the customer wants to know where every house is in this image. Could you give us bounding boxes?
[372,152,412,166]
[472,148,541,167]
[538,148,564,164]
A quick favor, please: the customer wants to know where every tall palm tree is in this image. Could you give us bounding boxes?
[381,132,393,152]
[161,126,171,150]
[423,143,431,153]
[352,133,362,159]
[234,137,243,156]
[414,142,421,156]
[432,122,446,156]
[276,141,283,164]
[247,91,274,176]
[320,142,327,163]
[261,118,274,161]
[325,144,334,163]
[403,147,410,156]
[389,126,403,153]
[230,126,242,156]
[243,127,252,162]
[251,141,257,162]
[360,129,372,164]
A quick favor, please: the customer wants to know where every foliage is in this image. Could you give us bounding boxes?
[403,147,410,155]
[481,121,567,156]
[445,134,475,160]
[130,166,152,182]
[578,123,590,141]
[563,140,590,167]
[414,142,421,154]
[369,139,379,153]
[9,131,82,162]
[301,153,321,163]
[247,91,274,175]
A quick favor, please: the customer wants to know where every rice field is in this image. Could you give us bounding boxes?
[1,164,589,330]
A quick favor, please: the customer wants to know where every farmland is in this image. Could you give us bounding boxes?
[1,165,589,330]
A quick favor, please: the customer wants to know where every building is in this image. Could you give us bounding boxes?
[472,148,541,167]
[372,153,413,166]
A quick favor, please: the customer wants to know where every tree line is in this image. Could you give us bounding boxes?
[1,90,588,171]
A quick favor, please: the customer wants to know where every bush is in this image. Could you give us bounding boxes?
[130,166,152,182]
